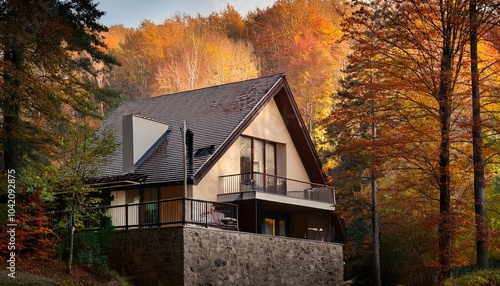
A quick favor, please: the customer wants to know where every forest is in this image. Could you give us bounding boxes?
[1,0,500,285]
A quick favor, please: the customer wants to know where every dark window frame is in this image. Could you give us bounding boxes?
[240,136,277,176]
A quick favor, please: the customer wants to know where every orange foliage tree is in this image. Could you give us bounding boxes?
[8,190,57,258]
[247,0,349,141]
[0,169,58,259]
[328,0,500,283]
[103,9,260,100]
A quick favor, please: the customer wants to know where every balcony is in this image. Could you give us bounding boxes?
[48,198,239,231]
[219,172,335,206]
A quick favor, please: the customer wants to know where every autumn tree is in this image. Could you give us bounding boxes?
[0,173,58,259]
[329,39,407,284]
[203,5,248,40]
[247,0,348,140]
[0,0,117,171]
[469,0,488,269]
[485,26,500,261]
[104,10,260,99]
[155,27,259,94]
[468,0,500,269]
[335,0,481,283]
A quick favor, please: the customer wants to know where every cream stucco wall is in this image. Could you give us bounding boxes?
[110,191,126,206]
[192,98,311,201]
[241,99,310,182]
[192,137,241,201]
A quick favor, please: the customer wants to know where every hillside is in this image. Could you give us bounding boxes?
[0,256,129,286]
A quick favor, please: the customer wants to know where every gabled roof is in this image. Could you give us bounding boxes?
[97,73,326,186]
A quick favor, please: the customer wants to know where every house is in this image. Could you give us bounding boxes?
[83,73,346,285]
[90,73,345,243]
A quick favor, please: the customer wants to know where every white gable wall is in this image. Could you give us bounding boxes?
[130,116,169,164]
[192,99,311,201]
[122,115,169,173]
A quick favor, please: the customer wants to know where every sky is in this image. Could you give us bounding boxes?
[97,0,277,28]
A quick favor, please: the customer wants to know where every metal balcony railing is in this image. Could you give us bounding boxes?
[220,172,335,204]
[47,197,239,231]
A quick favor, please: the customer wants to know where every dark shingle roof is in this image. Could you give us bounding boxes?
[98,73,286,184]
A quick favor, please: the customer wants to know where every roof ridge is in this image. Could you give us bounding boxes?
[123,73,286,103]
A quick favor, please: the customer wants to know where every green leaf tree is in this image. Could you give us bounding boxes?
[50,120,117,273]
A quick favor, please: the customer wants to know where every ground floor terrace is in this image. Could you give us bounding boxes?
[49,195,345,243]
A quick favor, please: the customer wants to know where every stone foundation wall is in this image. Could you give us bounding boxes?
[108,227,184,285]
[108,226,344,285]
[184,227,344,286]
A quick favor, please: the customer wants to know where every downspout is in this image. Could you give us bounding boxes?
[182,121,187,198]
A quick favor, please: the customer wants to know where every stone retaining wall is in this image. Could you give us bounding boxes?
[108,226,344,285]
[108,226,184,285]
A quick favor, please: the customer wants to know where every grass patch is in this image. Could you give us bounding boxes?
[0,270,64,286]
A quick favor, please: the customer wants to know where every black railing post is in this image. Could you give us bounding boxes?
[125,204,129,229]
[264,173,267,193]
[157,200,160,226]
[182,198,186,225]
[205,201,208,228]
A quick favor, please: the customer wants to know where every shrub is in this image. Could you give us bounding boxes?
[444,270,500,286]
[56,217,114,271]
[0,190,58,259]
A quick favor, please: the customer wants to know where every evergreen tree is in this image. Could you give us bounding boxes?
[0,0,117,170]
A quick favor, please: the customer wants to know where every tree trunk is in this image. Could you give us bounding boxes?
[437,94,452,282]
[437,33,453,284]
[470,0,489,270]
[372,169,381,286]
[371,104,381,286]
[3,45,22,171]
[67,192,76,274]
[67,225,75,274]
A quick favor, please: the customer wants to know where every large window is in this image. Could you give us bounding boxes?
[240,136,279,192]
[240,136,276,175]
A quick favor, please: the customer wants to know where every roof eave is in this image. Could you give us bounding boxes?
[274,77,327,183]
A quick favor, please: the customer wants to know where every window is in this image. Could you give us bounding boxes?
[194,145,215,157]
[240,136,277,176]
[263,218,276,235]
[265,142,275,176]
[253,139,264,173]
[261,213,288,236]
[240,137,252,184]
[240,136,278,190]
[265,142,276,191]
[279,219,287,237]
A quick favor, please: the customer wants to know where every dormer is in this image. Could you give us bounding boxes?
[122,114,169,173]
